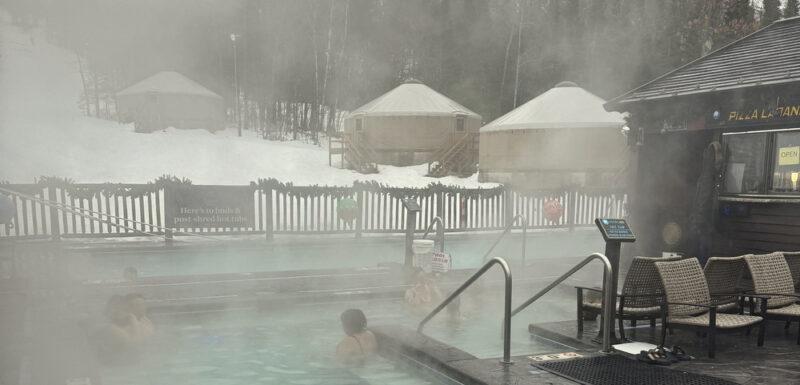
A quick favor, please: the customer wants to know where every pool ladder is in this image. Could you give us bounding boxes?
[416,253,615,366]
[422,216,445,252]
[421,214,527,266]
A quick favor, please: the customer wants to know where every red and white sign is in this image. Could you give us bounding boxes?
[431,252,452,273]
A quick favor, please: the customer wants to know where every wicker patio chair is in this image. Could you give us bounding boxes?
[780,251,800,291]
[744,252,800,344]
[655,257,765,358]
[576,256,680,341]
[704,256,747,313]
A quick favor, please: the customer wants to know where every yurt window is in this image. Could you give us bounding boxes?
[456,117,465,132]
[356,118,363,131]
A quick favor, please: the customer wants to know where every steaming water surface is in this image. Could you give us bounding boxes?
[67,230,602,281]
[98,295,571,385]
[16,231,601,384]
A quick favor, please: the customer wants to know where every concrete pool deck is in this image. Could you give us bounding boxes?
[374,316,800,385]
[374,324,584,385]
[535,318,800,385]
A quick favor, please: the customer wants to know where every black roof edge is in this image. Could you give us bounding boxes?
[775,15,800,24]
[603,18,790,112]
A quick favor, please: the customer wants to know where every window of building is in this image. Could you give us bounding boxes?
[722,132,767,194]
[355,118,363,131]
[770,131,800,193]
[456,117,465,132]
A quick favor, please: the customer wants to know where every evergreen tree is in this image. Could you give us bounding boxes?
[725,0,755,24]
[761,0,781,26]
[786,0,800,18]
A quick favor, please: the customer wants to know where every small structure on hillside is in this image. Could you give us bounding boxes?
[479,81,628,189]
[117,71,225,132]
[333,79,481,175]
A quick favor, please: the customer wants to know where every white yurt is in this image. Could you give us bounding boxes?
[117,71,225,132]
[342,79,481,166]
[479,81,628,188]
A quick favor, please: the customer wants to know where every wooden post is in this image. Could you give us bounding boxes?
[567,190,576,231]
[436,189,445,249]
[355,188,363,238]
[436,190,444,221]
[48,187,60,241]
[265,187,274,240]
[503,186,513,227]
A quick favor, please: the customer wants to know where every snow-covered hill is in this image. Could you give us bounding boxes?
[0,13,494,188]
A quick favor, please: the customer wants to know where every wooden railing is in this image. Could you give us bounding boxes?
[427,133,478,177]
[343,134,378,173]
[0,182,627,240]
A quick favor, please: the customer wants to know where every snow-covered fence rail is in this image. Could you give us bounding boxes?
[0,182,627,241]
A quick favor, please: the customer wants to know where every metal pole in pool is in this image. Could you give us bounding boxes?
[402,199,421,268]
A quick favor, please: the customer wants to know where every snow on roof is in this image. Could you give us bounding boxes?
[117,71,222,99]
[481,82,625,132]
[348,80,480,119]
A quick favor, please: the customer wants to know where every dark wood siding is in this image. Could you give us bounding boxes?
[713,203,800,256]
[629,130,716,258]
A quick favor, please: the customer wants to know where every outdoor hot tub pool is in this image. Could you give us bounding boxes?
[17,229,604,384]
[96,295,575,385]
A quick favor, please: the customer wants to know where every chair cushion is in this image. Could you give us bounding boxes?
[670,313,762,329]
[765,303,800,317]
[583,300,660,315]
[714,301,740,313]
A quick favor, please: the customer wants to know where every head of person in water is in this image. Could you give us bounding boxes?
[123,267,138,281]
[104,295,131,326]
[340,309,367,336]
[125,293,147,319]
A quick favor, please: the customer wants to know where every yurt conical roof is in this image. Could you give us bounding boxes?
[481,82,624,132]
[118,71,222,99]
[348,79,480,119]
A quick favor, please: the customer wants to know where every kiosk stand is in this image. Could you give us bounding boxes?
[594,217,636,344]
[402,199,421,268]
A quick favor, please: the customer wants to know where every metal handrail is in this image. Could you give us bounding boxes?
[422,216,444,252]
[418,256,513,365]
[510,253,614,352]
[481,214,526,266]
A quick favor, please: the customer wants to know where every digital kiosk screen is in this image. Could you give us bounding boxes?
[595,218,636,242]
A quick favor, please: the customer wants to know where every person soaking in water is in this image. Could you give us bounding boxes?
[405,270,442,306]
[125,293,154,340]
[336,309,377,365]
[89,295,142,364]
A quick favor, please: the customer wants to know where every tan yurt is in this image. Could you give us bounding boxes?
[338,79,481,174]
[117,71,225,133]
[479,81,628,189]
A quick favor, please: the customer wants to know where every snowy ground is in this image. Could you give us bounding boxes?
[0,13,495,188]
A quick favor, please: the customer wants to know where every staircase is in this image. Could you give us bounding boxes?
[343,134,379,174]
[427,133,478,177]
[328,133,345,167]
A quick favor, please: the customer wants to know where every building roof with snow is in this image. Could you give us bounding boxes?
[481,82,625,132]
[117,71,222,99]
[347,79,480,119]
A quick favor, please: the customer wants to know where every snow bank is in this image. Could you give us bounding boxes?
[0,13,497,188]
